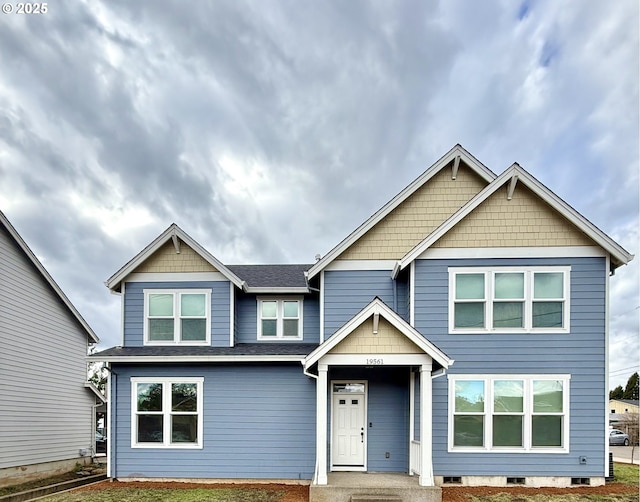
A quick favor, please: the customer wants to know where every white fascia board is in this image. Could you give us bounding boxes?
[244,287,310,294]
[106,224,246,292]
[91,355,307,363]
[397,164,634,272]
[84,381,107,403]
[304,297,452,370]
[306,145,496,280]
[419,246,607,260]
[0,210,100,343]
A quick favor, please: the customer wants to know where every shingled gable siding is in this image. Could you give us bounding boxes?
[234,293,320,344]
[323,270,398,339]
[124,281,230,347]
[112,364,316,479]
[414,257,608,478]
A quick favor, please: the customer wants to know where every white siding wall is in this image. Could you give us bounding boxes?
[0,226,95,469]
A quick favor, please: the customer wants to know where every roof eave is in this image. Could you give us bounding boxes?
[88,354,307,363]
[0,210,99,344]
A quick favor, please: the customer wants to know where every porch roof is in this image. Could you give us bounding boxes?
[304,297,453,371]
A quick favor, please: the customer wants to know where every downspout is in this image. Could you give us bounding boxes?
[302,361,319,483]
[105,364,117,479]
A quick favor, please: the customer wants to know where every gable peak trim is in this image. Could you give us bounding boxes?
[106,223,246,292]
[303,297,453,370]
[395,163,634,272]
[307,144,496,279]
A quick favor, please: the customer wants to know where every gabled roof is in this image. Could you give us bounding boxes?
[303,297,453,370]
[306,144,496,279]
[393,164,634,274]
[228,264,312,293]
[106,223,246,292]
[0,210,99,343]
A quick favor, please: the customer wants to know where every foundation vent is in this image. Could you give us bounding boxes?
[571,477,591,486]
[443,476,462,484]
[506,477,525,485]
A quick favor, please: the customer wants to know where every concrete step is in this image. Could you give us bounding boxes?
[351,496,402,502]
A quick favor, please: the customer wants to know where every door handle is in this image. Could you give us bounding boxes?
[361,428,364,443]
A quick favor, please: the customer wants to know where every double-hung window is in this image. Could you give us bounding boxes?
[449,267,570,333]
[449,375,569,452]
[257,297,303,340]
[131,377,203,448]
[144,289,211,345]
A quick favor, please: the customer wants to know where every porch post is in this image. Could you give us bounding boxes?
[419,362,433,486]
[315,364,328,485]
[408,369,415,475]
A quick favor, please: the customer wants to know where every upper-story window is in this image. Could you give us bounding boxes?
[449,267,570,333]
[257,297,303,340]
[144,289,211,345]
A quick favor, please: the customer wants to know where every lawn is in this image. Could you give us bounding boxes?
[8,463,638,502]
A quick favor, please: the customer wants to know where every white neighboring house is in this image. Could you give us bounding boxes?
[0,210,103,486]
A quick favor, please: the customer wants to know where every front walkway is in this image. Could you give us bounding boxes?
[309,472,441,502]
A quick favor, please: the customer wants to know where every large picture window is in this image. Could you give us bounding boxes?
[131,377,203,448]
[144,289,211,345]
[257,297,303,340]
[449,267,570,333]
[449,375,569,453]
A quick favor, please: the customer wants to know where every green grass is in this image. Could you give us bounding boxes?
[42,487,285,502]
[613,462,640,485]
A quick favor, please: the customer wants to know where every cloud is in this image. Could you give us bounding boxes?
[0,0,636,390]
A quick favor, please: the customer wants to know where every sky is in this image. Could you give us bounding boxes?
[1,0,638,389]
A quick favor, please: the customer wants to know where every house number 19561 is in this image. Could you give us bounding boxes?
[366,358,384,365]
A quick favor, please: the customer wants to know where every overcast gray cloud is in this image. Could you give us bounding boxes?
[1,0,637,388]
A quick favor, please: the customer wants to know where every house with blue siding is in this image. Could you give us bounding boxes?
[93,145,633,500]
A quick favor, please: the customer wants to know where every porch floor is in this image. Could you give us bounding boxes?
[310,472,441,502]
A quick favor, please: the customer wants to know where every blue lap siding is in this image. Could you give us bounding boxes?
[123,281,231,347]
[112,364,316,479]
[323,270,398,339]
[235,293,320,344]
[415,257,608,478]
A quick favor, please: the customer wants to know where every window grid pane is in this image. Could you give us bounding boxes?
[494,273,524,299]
[493,302,524,328]
[181,319,206,341]
[283,301,299,318]
[149,294,173,316]
[532,302,563,328]
[534,273,564,299]
[455,381,485,412]
[149,319,174,341]
[181,294,205,317]
[456,274,485,300]
[493,415,523,447]
[454,303,485,328]
[493,380,523,412]
[453,416,484,447]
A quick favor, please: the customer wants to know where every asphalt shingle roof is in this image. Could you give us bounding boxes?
[93,343,317,358]
[227,264,312,288]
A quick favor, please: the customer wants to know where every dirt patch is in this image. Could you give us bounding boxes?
[75,480,310,502]
[442,484,639,502]
[75,480,639,502]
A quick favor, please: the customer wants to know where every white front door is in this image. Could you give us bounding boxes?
[331,382,366,468]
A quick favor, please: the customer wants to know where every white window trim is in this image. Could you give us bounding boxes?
[143,289,211,346]
[447,374,571,454]
[257,296,304,340]
[448,266,570,334]
[131,377,204,449]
